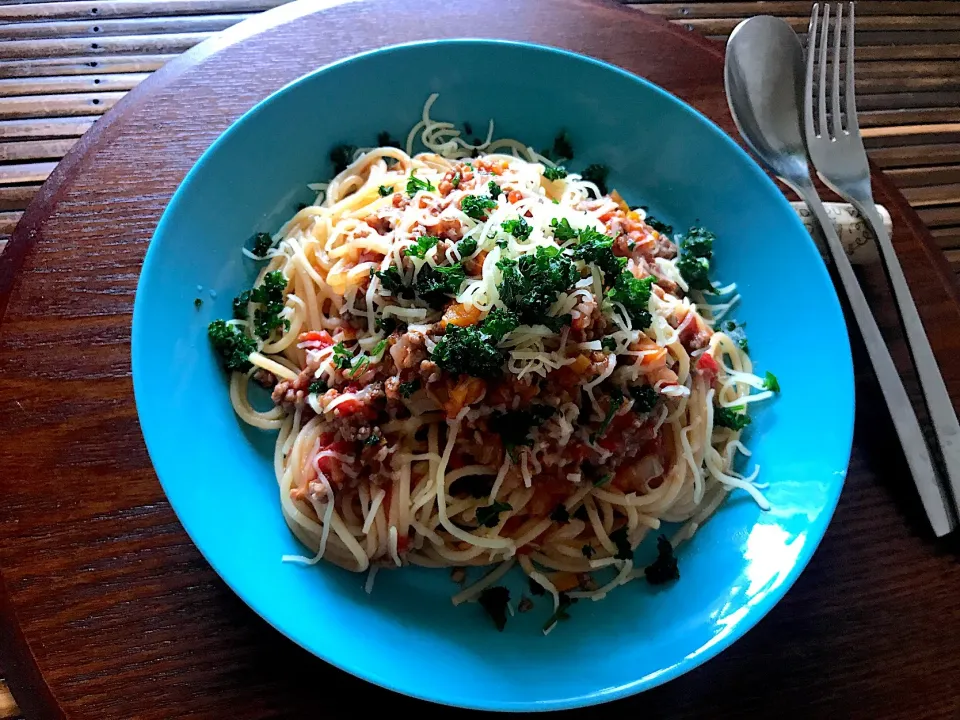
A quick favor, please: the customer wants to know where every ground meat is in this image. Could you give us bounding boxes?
[254,369,277,388]
[419,359,442,384]
[392,192,409,210]
[611,216,678,262]
[271,356,321,409]
[384,376,402,402]
[364,215,392,235]
[570,295,609,342]
[678,312,712,351]
[390,330,428,370]
[421,218,463,243]
[463,249,487,276]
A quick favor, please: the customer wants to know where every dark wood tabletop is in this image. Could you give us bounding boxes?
[1,0,959,717]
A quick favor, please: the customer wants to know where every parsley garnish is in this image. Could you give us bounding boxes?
[608,273,655,330]
[492,405,556,450]
[479,586,510,632]
[542,131,574,162]
[542,593,577,632]
[723,320,749,352]
[331,342,353,370]
[481,307,519,341]
[496,246,578,327]
[601,337,617,352]
[676,227,715,291]
[762,371,781,392]
[593,474,612,488]
[550,504,570,523]
[645,215,673,235]
[543,165,568,181]
[549,218,578,243]
[581,163,609,196]
[406,173,436,196]
[431,324,504,378]
[376,131,401,148]
[252,232,273,258]
[399,379,420,397]
[250,271,288,339]
[461,194,498,220]
[308,379,327,394]
[487,181,502,199]
[208,319,257,372]
[375,266,410,297]
[404,236,440,258]
[581,544,595,559]
[609,525,633,561]
[193,297,203,309]
[330,144,356,174]
[644,535,680,585]
[501,217,532,241]
[571,227,626,285]
[364,434,381,446]
[476,501,512,528]
[414,263,466,308]
[590,392,623,443]
[457,237,478,257]
[375,316,400,334]
[232,290,250,319]
[714,405,751,430]
[629,385,659,413]
[378,185,393,197]
[451,171,461,189]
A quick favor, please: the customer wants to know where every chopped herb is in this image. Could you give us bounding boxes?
[404,236,440,259]
[376,130,402,148]
[501,217,532,241]
[478,586,510,632]
[528,577,547,596]
[450,473,494,499]
[461,194,498,220]
[193,297,203,309]
[481,307,519,342]
[431,324,505,378]
[308,379,328,394]
[581,164,609,196]
[723,320,749,353]
[573,503,589,520]
[364,434,381,446]
[550,503,570,523]
[331,342,353,370]
[232,290,250,319]
[676,227,715,291]
[250,271,288,339]
[488,181,502,199]
[451,171,461,189]
[414,263,466,308]
[375,266,410,297]
[496,246,578,326]
[593,474,612,488]
[457,237,478,257]
[476,501,512,528]
[542,593,577,632]
[644,535,680,585]
[571,227,626,285]
[645,215,673,235]
[601,338,618,354]
[208,319,257,372]
[609,525,633,561]
[399,379,420,397]
[549,218,578,243]
[608,272,655,330]
[629,384,659,413]
[406,173,436,196]
[370,339,388,357]
[252,232,273,258]
[581,544,595,559]
[714,404,751,430]
[375,316,399,334]
[590,391,624,443]
[763,371,781,392]
[542,130,574,162]
[492,405,556,450]
[378,185,393,197]
[543,165,568,181]
[330,143,356,174]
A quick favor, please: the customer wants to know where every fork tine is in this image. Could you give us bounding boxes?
[831,3,843,135]
[845,1,859,131]
[805,3,820,139]
[817,3,830,137]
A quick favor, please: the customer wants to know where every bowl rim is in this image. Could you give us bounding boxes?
[132,36,855,711]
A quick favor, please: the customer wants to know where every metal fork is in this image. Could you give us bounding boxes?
[806,2,960,522]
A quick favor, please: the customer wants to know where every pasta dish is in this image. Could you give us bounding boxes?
[206,95,779,633]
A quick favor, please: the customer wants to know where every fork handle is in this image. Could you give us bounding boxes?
[795,183,956,536]
[853,199,960,515]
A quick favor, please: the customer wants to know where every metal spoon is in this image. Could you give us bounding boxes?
[724,16,955,536]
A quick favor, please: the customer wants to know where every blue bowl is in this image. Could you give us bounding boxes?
[132,39,854,711]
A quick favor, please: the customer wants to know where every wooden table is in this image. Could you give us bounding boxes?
[1,0,959,717]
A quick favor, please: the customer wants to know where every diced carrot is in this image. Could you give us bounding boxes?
[508,190,523,204]
[441,302,483,329]
[442,376,486,418]
[649,366,679,387]
[610,190,630,213]
[297,330,333,347]
[568,354,592,374]
[549,572,581,593]
[641,346,668,368]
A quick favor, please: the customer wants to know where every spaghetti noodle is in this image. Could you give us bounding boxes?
[208,95,778,633]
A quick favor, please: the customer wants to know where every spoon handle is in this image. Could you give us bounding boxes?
[796,184,956,536]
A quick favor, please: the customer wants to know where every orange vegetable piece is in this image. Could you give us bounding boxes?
[441,302,482,329]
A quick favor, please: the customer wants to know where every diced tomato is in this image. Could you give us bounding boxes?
[297,330,333,348]
[332,397,368,418]
[396,534,410,554]
[696,352,720,385]
[515,545,534,556]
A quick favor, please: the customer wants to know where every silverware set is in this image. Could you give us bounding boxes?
[725,2,960,536]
